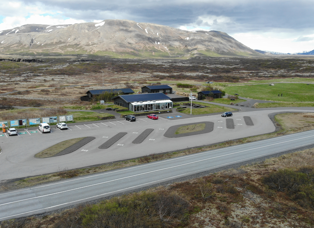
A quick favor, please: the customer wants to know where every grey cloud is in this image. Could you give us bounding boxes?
[8,0,314,34]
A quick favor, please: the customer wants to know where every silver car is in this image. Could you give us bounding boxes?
[57,122,68,130]
[7,128,18,136]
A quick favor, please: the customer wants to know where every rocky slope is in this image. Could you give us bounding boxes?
[0,19,260,58]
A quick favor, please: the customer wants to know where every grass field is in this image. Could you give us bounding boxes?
[68,111,114,122]
[176,102,235,115]
[175,123,206,134]
[256,102,314,108]
[35,138,85,158]
[225,83,314,102]
[210,98,246,105]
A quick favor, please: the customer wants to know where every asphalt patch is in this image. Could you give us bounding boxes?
[244,116,254,126]
[99,132,127,149]
[132,129,154,144]
[54,137,96,157]
[226,119,235,129]
[164,121,214,138]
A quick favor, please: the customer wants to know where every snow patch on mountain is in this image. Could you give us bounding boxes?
[95,22,105,27]
[137,23,143,30]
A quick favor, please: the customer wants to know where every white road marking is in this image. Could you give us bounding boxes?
[81,149,88,152]
[149,138,155,141]
[4,133,8,138]
[93,124,100,128]
[25,130,31,135]
[132,132,138,134]
[102,136,108,138]
[84,124,91,128]
[11,132,314,194]
[159,128,164,130]
[101,123,108,126]
[237,124,243,125]
[117,144,124,146]
[109,122,116,125]
[217,126,223,128]
[75,125,81,130]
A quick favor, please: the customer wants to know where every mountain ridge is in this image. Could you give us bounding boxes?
[0,19,260,58]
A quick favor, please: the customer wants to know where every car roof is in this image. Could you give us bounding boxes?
[9,128,16,130]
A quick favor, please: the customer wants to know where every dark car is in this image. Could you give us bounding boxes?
[221,112,233,117]
[125,115,136,121]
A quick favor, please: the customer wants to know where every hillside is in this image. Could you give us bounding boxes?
[0,19,260,58]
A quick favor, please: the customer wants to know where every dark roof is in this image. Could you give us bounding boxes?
[87,89,134,95]
[116,93,171,103]
[143,85,172,90]
[198,90,222,95]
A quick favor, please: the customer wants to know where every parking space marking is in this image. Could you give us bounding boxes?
[101,123,108,127]
[75,125,81,130]
[93,124,100,128]
[4,133,8,138]
[109,122,116,125]
[149,138,155,141]
[81,149,88,152]
[84,124,91,128]
[217,126,223,128]
[30,130,37,134]
[237,124,243,125]
[18,131,27,135]
[132,132,138,134]
[159,128,164,130]
[25,130,31,135]
[0,134,4,137]
[167,116,174,119]
[117,143,124,146]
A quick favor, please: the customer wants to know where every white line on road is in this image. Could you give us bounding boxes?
[4,133,8,138]
[75,125,81,130]
[25,130,31,135]
[101,123,108,126]
[117,121,124,125]
[10,132,314,194]
[93,124,100,128]
[117,144,124,146]
[84,124,91,128]
[109,122,116,125]
[149,138,155,141]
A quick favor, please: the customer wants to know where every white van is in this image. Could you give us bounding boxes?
[39,123,51,133]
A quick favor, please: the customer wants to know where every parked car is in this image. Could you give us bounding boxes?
[125,115,136,122]
[147,114,158,120]
[221,112,233,117]
[7,128,17,136]
[57,122,68,130]
[39,123,51,133]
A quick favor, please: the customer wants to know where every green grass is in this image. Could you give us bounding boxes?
[225,83,314,102]
[176,102,236,115]
[256,102,314,108]
[210,98,246,105]
[67,111,114,122]
[248,77,314,84]
[35,137,85,158]
[175,123,206,134]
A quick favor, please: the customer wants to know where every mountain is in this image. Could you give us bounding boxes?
[0,19,260,58]
[297,50,314,55]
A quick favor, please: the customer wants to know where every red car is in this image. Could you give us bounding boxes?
[147,114,158,120]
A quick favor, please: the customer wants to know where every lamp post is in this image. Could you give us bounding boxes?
[189,92,193,115]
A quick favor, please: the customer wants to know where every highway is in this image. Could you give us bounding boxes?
[1,129,314,221]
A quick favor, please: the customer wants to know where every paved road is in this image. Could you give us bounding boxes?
[1,129,314,221]
[0,110,277,180]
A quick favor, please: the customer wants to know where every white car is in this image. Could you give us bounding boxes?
[57,122,68,130]
[7,128,18,136]
[39,123,51,133]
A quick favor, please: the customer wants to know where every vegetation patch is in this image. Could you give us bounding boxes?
[225,83,314,102]
[211,98,246,105]
[175,123,206,134]
[35,137,85,158]
[256,102,314,108]
[176,101,236,115]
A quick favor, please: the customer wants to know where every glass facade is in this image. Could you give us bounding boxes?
[131,101,173,112]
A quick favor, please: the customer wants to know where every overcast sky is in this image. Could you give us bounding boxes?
[0,0,314,53]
